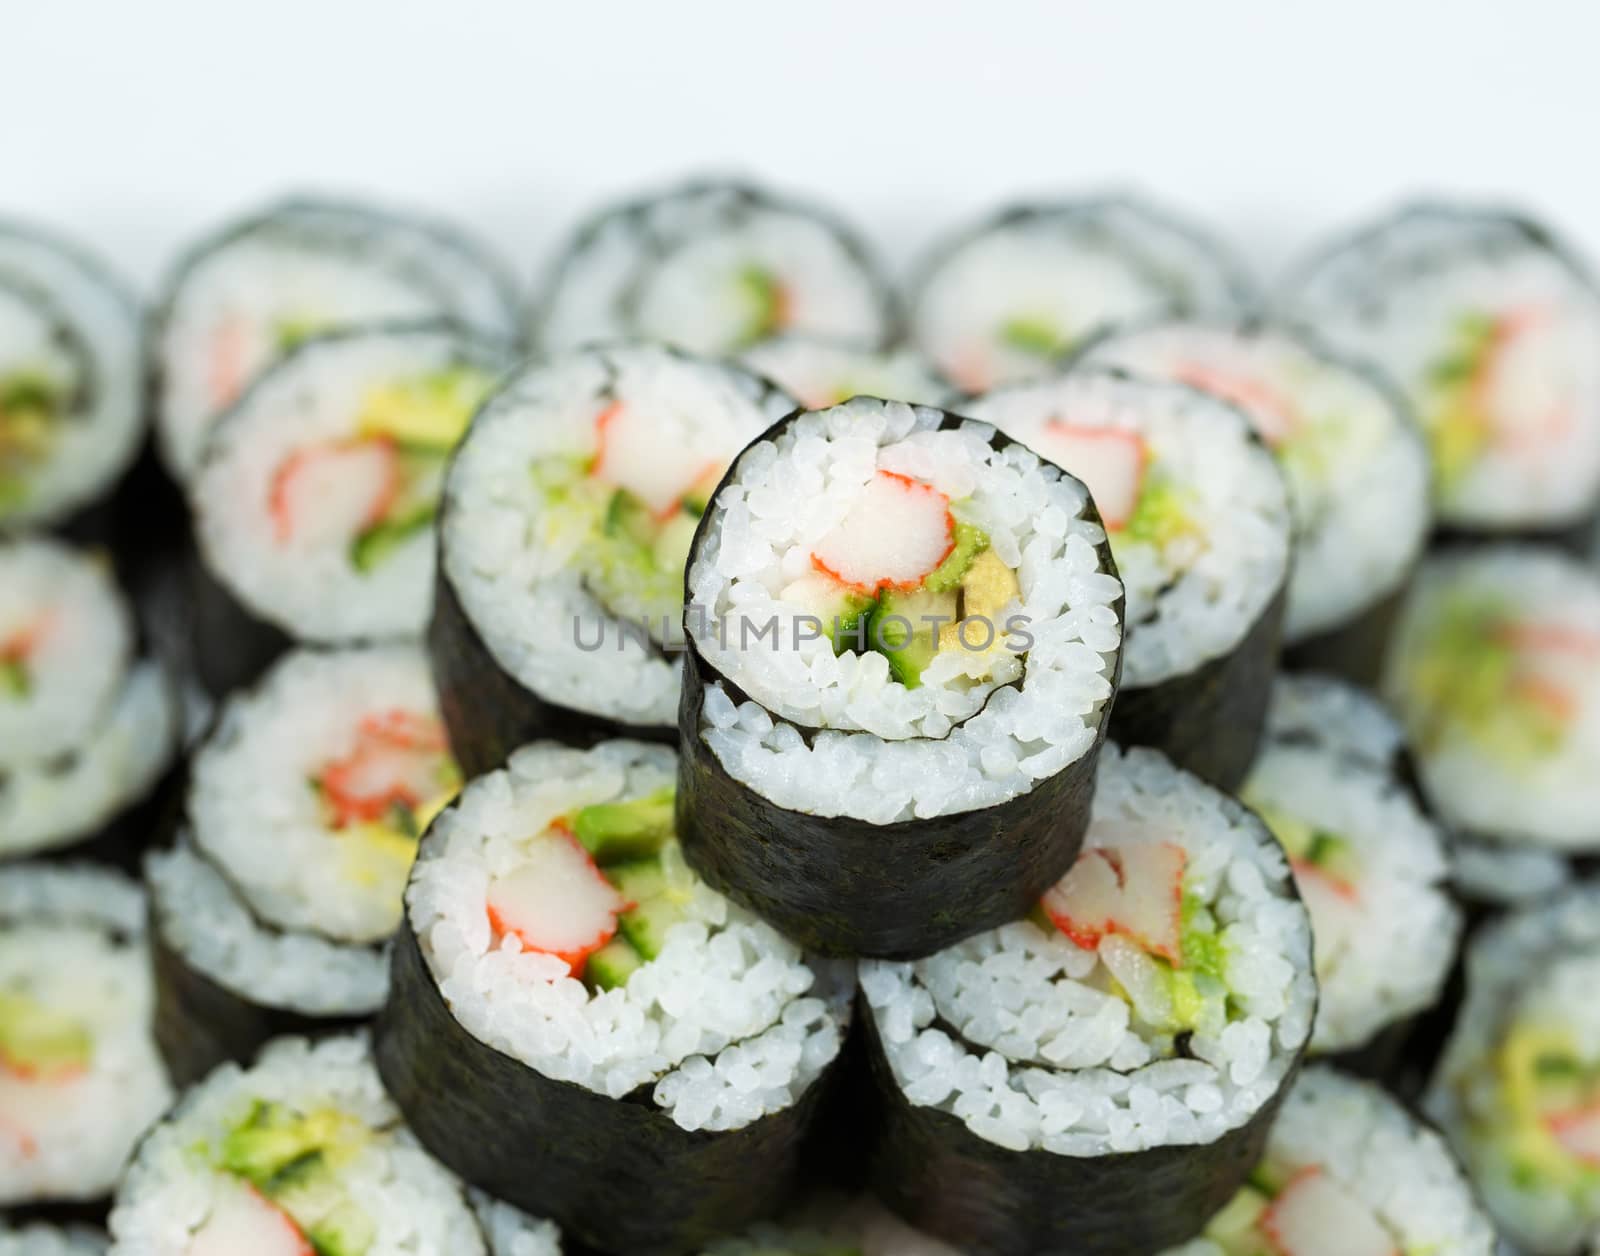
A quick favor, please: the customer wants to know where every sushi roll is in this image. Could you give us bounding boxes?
[965,369,1292,789]
[1382,545,1600,850]
[152,196,516,481]
[678,397,1124,957]
[857,744,1316,1256]
[1426,881,1600,1254]
[0,538,179,864]
[1075,319,1432,682]
[0,1225,104,1256]
[186,324,510,695]
[0,220,142,532]
[147,647,453,1086]
[1162,1066,1496,1255]
[0,863,172,1211]
[701,1193,958,1255]
[1239,674,1460,1064]
[1281,203,1600,541]
[433,344,794,776]
[535,178,894,356]
[107,1032,562,1255]
[739,335,949,410]
[374,740,852,1255]
[1451,838,1572,911]
[910,196,1255,394]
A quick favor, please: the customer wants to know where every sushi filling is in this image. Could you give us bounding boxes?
[0,284,90,514]
[739,336,948,411]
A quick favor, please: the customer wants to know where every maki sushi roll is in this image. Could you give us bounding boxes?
[1075,319,1432,682]
[1163,1066,1496,1255]
[434,344,794,775]
[187,324,510,695]
[678,397,1124,957]
[0,1224,104,1256]
[1239,674,1460,1064]
[147,647,454,1086]
[0,220,142,532]
[1383,545,1600,850]
[153,196,516,481]
[107,1032,562,1255]
[740,335,949,410]
[536,178,894,355]
[374,740,852,1254]
[701,1193,958,1255]
[0,538,179,864]
[1281,203,1600,541]
[857,744,1316,1256]
[965,369,1292,789]
[0,863,172,1211]
[910,196,1255,394]
[1426,881,1600,1253]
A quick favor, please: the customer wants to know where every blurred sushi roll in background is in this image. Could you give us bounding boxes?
[1281,203,1600,545]
[910,196,1256,394]
[374,740,852,1254]
[0,1224,105,1256]
[432,344,794,775]
[534,178,895,356]
[678,397,1124,957]
[145,647,450,1085]
[739,334,950,410]
[702,1192,960,1255]
[966,369,1292,789]
[185,324,511,695]
[857,745,1316,1256]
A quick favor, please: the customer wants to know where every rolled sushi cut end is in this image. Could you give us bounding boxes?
[1282,203,1600,533]
[1382,545,1600,849]
[739,334,949,410]
[107,1033,561,1256]
[0,1223,106,1256]
[909,197,1254,394]
[701,1192,960,1256]
[1164,1066,1496,1256]
[0,864,173,1209]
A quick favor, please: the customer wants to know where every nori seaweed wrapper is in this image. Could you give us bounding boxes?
[187,535,293,700]
[1282,584,1403,690]
[374,920,853,1256]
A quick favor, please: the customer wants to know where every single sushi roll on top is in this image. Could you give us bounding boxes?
[108,1032,562,1256]
[536,178,893,356]
[1281,203,1600,540]
[740,334,949,410]
[910,196,1254,394]
[434,344,794,775]
[153,196,515,481]
[858,745,1316,1256]
[678,396,1124,956]
[966,368,1292,789]
[375,740,851,1254]
[0,220,142,531]
[0,864,172,1211]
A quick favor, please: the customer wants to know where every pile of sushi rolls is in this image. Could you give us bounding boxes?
[1426,881,1600,1253]
[152,196,516,482]
[856,745,1316,1256]
[374,740,852,1254]
[0,863,172,1211]
[1238,674,1459,1064]
[1162,1066,1496,1255]
[433,344,795,775]
[0,221,141,532]
[1281,203,1600,543]
[739,335,949,410]
[700,1192,959,1255]
[146,647,453,1086]
[965,369,1292,789]
[1382,545,1600,850]
[909,196,1256,394]
[678,397,1124,957]
[0,1224,105,1256]
[0,538,179,863]
[535,178,894,356]
[187,324,511,695]
[1074,319,1432,682]
[107,1032,563,1255]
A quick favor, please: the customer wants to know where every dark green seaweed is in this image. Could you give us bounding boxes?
[187,536,292,700]
[1283,584,1404,689]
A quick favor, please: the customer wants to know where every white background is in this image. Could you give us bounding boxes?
[5,0,1594,298]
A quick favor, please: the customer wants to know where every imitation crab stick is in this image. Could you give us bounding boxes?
[810,470,956,595]
[485,829,632,976]
[1042,839,1187,964]
[318,710,450,829]
[1038,424,1147,530]
[1258,1166,1398,1256]
[268,437,400,546]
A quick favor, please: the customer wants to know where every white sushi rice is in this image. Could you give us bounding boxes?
[191,327,509,643]
[408,741,847,1133]
[108,1033,559,1256]
[705,1193,961,1256]
[0,1225,105,1256]
[189,646,449,945]
[860,745,1315,1156]
[1077,320,1432,641]
[1452,837,1572,907]
[740,334,949,410]
[1262,670,1407,768]
[965,370,1291,689]
[443,344,795,730]
[0,864,172,1208]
